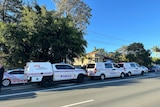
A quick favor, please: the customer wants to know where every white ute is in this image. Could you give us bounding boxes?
[86,62,126,80]
[24,62,86,87]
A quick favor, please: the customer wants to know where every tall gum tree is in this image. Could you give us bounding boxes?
[52,0,92,33]
[0,0,23,23]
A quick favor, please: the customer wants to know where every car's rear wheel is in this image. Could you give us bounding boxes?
[41,76,53,87]
[100,74,105,80]
[2,79,11,86]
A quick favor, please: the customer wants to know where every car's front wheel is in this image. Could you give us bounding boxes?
[141,71,144,75]
[77,74,84,83]
[128,72,131,77]
[120,73,125,78]
[2,79,11,86]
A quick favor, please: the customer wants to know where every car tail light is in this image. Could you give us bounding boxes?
[94,68,97,73]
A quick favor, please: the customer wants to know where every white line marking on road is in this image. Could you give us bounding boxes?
[2,84,33,90]
[0,74,158,98]
[61,99,94,107]
[11,87,30,91]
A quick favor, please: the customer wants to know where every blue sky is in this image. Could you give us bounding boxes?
[37,0,160,55]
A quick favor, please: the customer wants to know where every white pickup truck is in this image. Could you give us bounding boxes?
[24,62,86,87]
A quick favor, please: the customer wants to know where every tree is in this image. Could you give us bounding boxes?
[126,42,152,67]
[151,46,160,64]
[93,47,107,56]
[152,46,160,57]
[116,46,128,62]
[0,0,23,23]
[52,0,92,33]
[152,46,160,52]
[0,4,87,67]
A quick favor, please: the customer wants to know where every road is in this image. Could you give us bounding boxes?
[0,72,160,107]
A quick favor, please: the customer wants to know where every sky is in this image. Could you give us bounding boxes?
[37,0,160,55]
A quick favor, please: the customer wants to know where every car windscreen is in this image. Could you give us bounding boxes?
[118,63,124,67]
[86,64,95,68]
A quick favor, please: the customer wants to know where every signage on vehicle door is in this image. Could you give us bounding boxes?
[60,75,72,78]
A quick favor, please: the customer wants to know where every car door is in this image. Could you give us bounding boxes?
[54,65,75,81]
[112,63,122,77]
[8,70,25,84]
[64,65,76,79]
[130,63,141,74]
[135,63,142,74]
[104,63,113,77]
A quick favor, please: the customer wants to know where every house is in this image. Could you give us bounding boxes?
[73,51,113,67]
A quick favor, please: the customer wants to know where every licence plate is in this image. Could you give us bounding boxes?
[88,72,95,76]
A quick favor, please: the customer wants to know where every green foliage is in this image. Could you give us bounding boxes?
[112,43,152,66]
[115,46,128,62]
[107,51,128,63]
[152,46,160,53]
[0,4,87,68]
[151,46,160,58]
[152,57,160,64]
[125,43,152,66]
[93,47,107,56]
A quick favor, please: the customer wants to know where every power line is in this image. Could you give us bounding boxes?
[87,38,128,47]
[86,30,155,49]
[87,30,132,42]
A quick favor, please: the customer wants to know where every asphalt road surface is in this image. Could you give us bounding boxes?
[0,72,160,107]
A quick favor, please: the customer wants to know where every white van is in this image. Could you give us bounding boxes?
[118,62,144,76]
[86,62,126,80]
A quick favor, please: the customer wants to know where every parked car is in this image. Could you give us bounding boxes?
[24,62,86,87]
[74,65,87,72]
[86,62,126,80]
[149,65,160,72]
[140,66,148,73]
[2,69,27,86]
[118,62,145,76]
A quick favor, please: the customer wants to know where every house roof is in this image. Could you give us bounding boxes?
[86,51,99,55]
[86,51,114,60]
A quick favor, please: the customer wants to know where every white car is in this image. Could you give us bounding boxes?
[86,62,126,80]
[118,62,145,76]
[141,66,148,73]
[2,69,28,86]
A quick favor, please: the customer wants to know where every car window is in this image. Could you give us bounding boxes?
[118,63,123,67]
[86,64,95,68]
[9,70,24,74]
[55,65,66,69]
[64,65,75,69]
[105,63,112,68]
[55,65,75,69]
[136,63,140,67]
[113,64,120,68]
[130,63,136,67]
